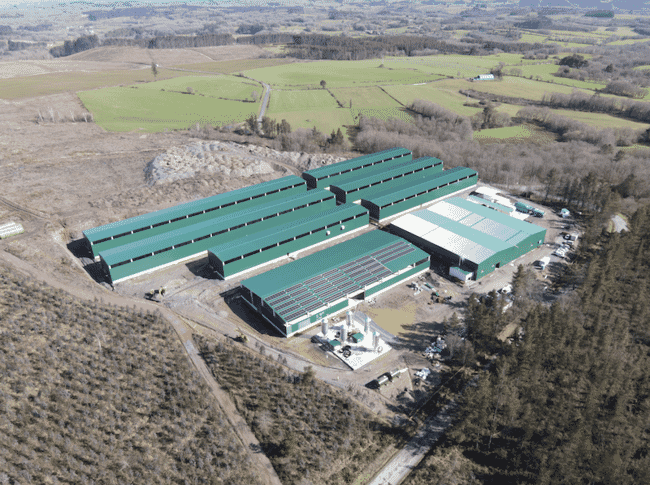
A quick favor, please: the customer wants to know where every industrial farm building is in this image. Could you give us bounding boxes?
[328,156,443,204]
[208,203,370,280]
[362,166,478,222]
[241,231,430,337]
[99,187,336,284]
[390,197,546,280]
[302,147,412,189]
[83,147,481,288]
[83,175,306,259]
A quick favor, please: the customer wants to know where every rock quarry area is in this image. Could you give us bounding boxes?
[144,140,347,185]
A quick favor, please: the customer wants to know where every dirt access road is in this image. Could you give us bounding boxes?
[0,249,283,485]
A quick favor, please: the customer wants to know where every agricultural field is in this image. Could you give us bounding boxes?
[266,89,354,133]
[79,75,261,132]
[382,82,482,117]
[243,59,440,89]
[172,57,295,75]
[0,67,181,100]
[473,124,557,144]
[136,75,263,100]
[552,109,650,130]
[513,64,608,90]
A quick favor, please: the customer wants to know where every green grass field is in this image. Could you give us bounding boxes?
[382,82,482,117]
[243,59,440,89]
[135,75,263,100]
[79,80,260,132]
[267,89,339,112]
[473,124,556,144]
[171,58,294,74]
[266,109,354,135]
[552,109,650,130]
[329,86,402,108]
[515,64,607,90]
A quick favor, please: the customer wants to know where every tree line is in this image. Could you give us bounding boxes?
[404,204,650,485]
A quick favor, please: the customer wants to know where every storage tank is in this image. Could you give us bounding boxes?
[364,315,371,334]
[321,319,329,336]
[341,325,348,343]
[372,331,380,350]
[346,311,353,326]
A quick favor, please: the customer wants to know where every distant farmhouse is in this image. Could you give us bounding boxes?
[471,74,494,81]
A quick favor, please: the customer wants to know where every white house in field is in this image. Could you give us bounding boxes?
[472,74,495,81]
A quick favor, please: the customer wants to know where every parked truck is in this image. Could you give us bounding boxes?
[536,256,550,270]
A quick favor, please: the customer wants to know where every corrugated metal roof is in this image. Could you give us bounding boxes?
[472,218,520,240]
[332,157,442,193]
[365,167,478,207]
[100,189,335,266]
[391,196,545,264]
[242,230,427,300]
[467,195,514,213]
[449,197,541,235]
[84,175,305,243]
[428,200,472,222]
[303,147,410,180]
[209,204,368,261]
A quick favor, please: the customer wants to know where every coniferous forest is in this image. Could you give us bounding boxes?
[403,205,650,485]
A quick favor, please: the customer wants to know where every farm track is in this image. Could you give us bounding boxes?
[0,249,283,485]
[0,195,50,220]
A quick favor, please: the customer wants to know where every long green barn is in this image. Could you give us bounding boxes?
[240,231,430,337]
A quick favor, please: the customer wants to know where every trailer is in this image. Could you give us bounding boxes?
[515,201,533,214]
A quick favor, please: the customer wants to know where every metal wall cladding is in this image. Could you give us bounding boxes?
[210,205,369,279]
[302,147,412,189]
[100,190,337,284]
[329,158,444,204]
[366,173,478,221]
[365,262,429,297]
[85,175,307,257]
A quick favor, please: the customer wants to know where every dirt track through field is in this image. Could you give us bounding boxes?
[0,250,283,485]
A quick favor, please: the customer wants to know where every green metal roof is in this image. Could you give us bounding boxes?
[302,147,410,181]
[365,167,478,208]
[331,157,442,193]
[332,157,443,196]
[209,204,368,262]
[84,175,306,244]
[100,189,335,266]
[467,195,514,213]
[242,230,427,300]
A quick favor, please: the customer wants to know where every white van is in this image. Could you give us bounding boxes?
[536,256,550,270]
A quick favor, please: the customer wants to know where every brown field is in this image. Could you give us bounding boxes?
[67,44,267,65]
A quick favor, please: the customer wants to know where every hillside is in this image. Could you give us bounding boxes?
[0,264,263,485]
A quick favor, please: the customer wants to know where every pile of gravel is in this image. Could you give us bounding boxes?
[144,141,275,185]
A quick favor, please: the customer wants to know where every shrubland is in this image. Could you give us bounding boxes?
[0,267,261,485]
[195,334,406,485]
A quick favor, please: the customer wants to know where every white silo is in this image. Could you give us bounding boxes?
[364,315,371,334]
[346,311,353,327]
[341,325,348,343]
[372,331,380,350]
[321,318,329,336]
